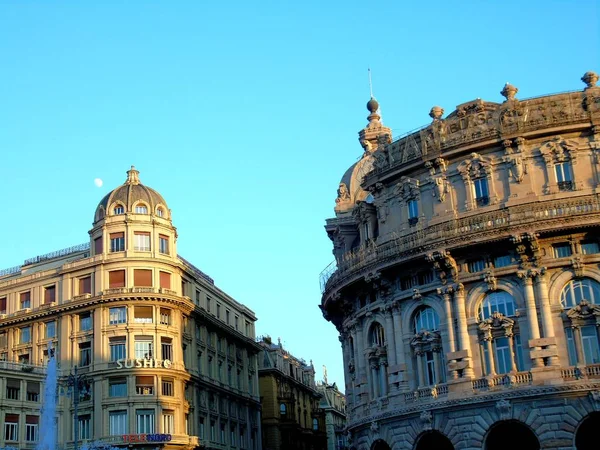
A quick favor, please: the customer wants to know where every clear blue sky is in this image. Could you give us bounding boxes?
[0,1,598,386]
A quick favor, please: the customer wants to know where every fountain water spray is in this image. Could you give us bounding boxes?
[36,343,57,450]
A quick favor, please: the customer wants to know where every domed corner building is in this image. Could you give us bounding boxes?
[0,166,263,450]
[320,71,600,450]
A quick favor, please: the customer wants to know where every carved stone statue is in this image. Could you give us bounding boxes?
[432,176,450,202]
[336,183,350,203]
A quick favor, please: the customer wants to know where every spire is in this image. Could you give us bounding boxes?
[366,67,381,124]
[126,165,140,185]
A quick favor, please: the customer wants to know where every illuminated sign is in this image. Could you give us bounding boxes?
[116,358,172,369]
[122,434,172,443]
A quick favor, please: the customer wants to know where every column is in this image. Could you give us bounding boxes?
[453,284,474,377]
[508,335,518,372]
[416,352,425,388]
[391,305,405,368]
[384,308,397,367]
[370,361,379,398]
[441,290,458,380]
[535,269,558,366]
[519,271,543,368]
[573,326,585,365]
[379,362,388,396]
[485,338,496,375]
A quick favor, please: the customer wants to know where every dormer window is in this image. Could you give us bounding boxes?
[114,205,125,215]
[135,204,148,214]
[156,207,164,218]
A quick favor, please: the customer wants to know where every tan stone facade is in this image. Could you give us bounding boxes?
[316,382,347,450]
[0,167,262,450]
[321,72,600,450]
[257,337,326,450]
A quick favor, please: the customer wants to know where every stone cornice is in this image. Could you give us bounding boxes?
[346,381,600,432]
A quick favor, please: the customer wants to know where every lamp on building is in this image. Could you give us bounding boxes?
[59,365,90,450]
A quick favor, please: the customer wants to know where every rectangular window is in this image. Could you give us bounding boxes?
[135,336,154,359]
[582,241,600,255]
[109,270,126,288]
[0,331,6,348]
[161,337,173,361]
[474,178,489,206]
[163,411,175,434]
[235,316,239,330]
[493,255,513,268]
[134,232,151,251]
[109,378,127,397]
[160,271,171,289]
[20,291,31,309]
[565,327,578,366]
[26,415,39,442]
[79,276,92,295]
[162,378,174,396]
[44,285,56,304]
[582,325,600,364]
[207,296,212,313]
[408,199,419,224]
[109,306,127,324]
[136,409,155,433]
[109,410,128,435]
[210,421,216,442]
[134,305,153,323]
[159,308,171,325]
[20,326,31,344]
[217,304,221,319]
[555,162,573,191]
[134,269,153,287]
[78,414,91,440]
[135,376,154,395]
[94,236,103,255]
[6,379,20,400]
[0,297,6,314]
[514,335,525,371]
[18,353,30,365]
[159,234,169,255]
[468,259,486,273]
[110,232,125,252]
[45,321,56,339]
[4,413,19,441]
[110,337,127,361]
[79,342,92,366]
[80,313,92,331]
[199,417,205,440]
[425,351,436,385]
[26,381,40,402]
[554,243,573,258]
[231,426,236,447]
[494,337,512,374]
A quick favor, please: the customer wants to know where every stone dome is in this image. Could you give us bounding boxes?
[95,166,168,221]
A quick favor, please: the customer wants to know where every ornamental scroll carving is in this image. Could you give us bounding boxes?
[426,250,458,285]
[394,176,420,202]
[478,312,515,342]
[540,136,579,164]
[503,138,528,183]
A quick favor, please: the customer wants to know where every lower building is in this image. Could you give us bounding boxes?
[316,382,347,450]
[257,336,327,450]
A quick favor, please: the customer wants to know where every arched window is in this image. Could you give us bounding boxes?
[156,207,165,218]
[279,404,286,416]
[135,204,148,214]
[479,291,516,320]
[560,278,600,308]
[114,204,125,215]
[96,207,105,220]
[369,323,385,347]
[312,418,318,430]
[413,307,440,333]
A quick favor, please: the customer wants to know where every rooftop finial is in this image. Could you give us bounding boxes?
[501,82,519,101]
[126,165,140,185]
[366,69,381,123]
[582,71,599,89]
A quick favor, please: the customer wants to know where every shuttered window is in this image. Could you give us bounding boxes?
[134,270,152,287]
[94,237,103,255]
[109,270,126,288]
[160,271,171,289]
[79,276,92,295]
[44,285,56,304]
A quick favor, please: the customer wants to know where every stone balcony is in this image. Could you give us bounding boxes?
[322,193,600,299]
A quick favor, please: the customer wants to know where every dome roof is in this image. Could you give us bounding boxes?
[95,166,168,220]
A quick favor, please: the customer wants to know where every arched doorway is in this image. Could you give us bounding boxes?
[575,412,600,450]
[371,439,392,450]
[414,431,454,450]
[485,420,540,450]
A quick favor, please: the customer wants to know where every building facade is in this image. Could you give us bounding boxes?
[0,167,262,450]
[257,336,326,450]
[320,71,600,450]
[316,382,347,450]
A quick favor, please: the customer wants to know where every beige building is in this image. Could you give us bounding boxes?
[257,336,326,450]
[320,71,600,450]
[315,382,347,450]
[0,167,262,450]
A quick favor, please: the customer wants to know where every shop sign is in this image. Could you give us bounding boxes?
[122,434,172,443]
[116,358,172,369]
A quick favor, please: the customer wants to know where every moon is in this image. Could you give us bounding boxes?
[94,178,103,188]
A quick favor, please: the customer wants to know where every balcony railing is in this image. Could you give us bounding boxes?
[321,194,600,294]
[471,371,532,391]
[0,360,47,375]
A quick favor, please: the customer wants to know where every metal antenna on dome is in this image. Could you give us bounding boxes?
[368,67,374,99]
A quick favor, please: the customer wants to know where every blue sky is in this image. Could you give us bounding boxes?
[0,1,598,386]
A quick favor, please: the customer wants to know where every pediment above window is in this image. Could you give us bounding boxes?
[566,300,600,324]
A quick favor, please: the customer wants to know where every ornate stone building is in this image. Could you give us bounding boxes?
[316,381,347,450]
[257,336,326,450]
[320,72,600,450]
[0,167,262,450]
